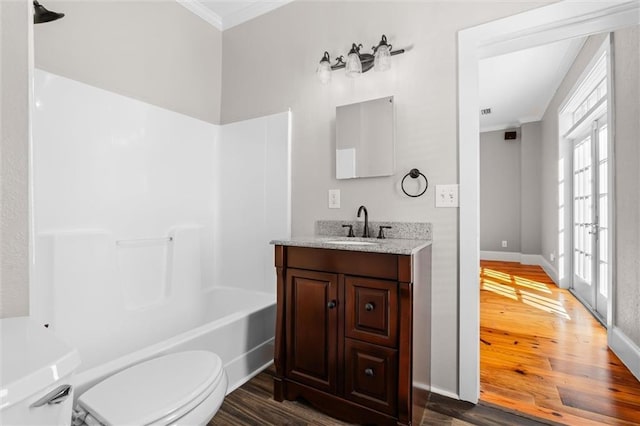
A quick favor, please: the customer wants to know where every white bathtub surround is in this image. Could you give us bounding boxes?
[32,68,218,299]
[31,69,290,396]
[215,112,292,294]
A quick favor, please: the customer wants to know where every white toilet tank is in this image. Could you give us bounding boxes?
[0,317,81,426]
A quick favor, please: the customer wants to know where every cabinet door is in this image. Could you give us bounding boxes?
[285,268,339,393]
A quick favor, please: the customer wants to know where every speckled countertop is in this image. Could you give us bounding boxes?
[270,236,431,255]
[270,220,432,255]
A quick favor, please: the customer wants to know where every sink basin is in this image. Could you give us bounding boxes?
[324,240,377,246]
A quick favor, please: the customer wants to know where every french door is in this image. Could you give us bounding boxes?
[572,118,609,322]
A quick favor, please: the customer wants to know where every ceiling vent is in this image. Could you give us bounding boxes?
[480,108,492,115]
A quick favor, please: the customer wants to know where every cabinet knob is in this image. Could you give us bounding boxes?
[327,300,337,309]
[365,302,375,311]
[364,368,374,377]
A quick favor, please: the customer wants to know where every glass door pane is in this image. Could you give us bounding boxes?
[573,135,593,295]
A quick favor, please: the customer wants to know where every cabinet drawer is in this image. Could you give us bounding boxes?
[344,339,398,415]
[286,247,398,280]
[345,276,398,347]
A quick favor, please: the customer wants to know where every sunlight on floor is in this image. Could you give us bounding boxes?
[481,280,518,300]
[481,267,571,319]
[513,276,552,294]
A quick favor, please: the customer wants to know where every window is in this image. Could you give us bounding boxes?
[562,51,608,138]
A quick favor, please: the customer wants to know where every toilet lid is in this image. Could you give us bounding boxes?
[78,351,223,426]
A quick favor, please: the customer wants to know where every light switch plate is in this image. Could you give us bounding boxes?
[435,184,459,208]
[328,189,340,209]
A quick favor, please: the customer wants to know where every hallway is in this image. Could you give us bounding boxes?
[480,260,640,425]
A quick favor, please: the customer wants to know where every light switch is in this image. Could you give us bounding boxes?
[435,184,459,208]
[328,189,340,209]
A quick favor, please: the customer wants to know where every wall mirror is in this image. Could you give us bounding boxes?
[335,96,395,179]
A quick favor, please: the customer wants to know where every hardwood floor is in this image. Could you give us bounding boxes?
[210,366,552,425]
[480,260,640,425]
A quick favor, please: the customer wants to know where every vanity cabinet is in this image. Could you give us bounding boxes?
[273,245,431,426]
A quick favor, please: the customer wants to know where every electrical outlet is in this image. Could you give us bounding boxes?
[435,184,459,208]
[550,253,555,262]
[328,189,340,209]
[501,240,508,248]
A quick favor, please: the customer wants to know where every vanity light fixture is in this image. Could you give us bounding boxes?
[317,34,406,83]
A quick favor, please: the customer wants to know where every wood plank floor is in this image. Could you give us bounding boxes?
[210,365,553,425]
[480,260,640,425]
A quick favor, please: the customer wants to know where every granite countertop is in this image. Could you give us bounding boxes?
[270,236,431,255]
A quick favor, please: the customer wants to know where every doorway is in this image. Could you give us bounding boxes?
[570,120,609,321]
[476,30,629,422]
[458,2,640,403]
[561,47,611,323]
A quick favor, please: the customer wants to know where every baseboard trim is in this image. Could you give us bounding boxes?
[524,254,559,285]
[480,251,559,285]
[430,385,460,400]
[479,251,521,262]
[609,326,640,382]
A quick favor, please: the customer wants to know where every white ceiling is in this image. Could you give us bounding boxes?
[479,37,586,132]
[176,0,292,31]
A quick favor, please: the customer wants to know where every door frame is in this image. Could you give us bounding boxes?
[457,0,640,403]
[569,113,610,324]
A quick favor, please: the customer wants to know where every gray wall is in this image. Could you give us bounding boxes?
[0,0,30,318]
[480,129,522,252]
[521,121,542,255]
[614,25,640,345]
[35,1,222,124]
[479,122,542,255]
[221,1,551,395]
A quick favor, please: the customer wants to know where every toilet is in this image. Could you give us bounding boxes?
[73,351,228,426]
[1,317,228,426]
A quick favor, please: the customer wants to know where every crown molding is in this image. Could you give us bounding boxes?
[176,0,223,31]
[176,0,293,31]
[222,1,294,30]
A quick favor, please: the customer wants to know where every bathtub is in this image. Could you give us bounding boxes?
[71,287,276,400]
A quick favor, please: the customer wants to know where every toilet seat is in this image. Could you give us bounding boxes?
[77,351,224,426]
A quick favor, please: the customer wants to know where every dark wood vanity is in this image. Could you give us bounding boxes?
[273,243,431,425]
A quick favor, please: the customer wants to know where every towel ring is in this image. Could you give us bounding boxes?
[401,168,428,198]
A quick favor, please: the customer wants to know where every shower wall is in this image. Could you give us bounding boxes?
[31,69,290,372]
[215,114,291,294]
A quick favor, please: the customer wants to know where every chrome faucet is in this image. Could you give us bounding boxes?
[357,205,370,238]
